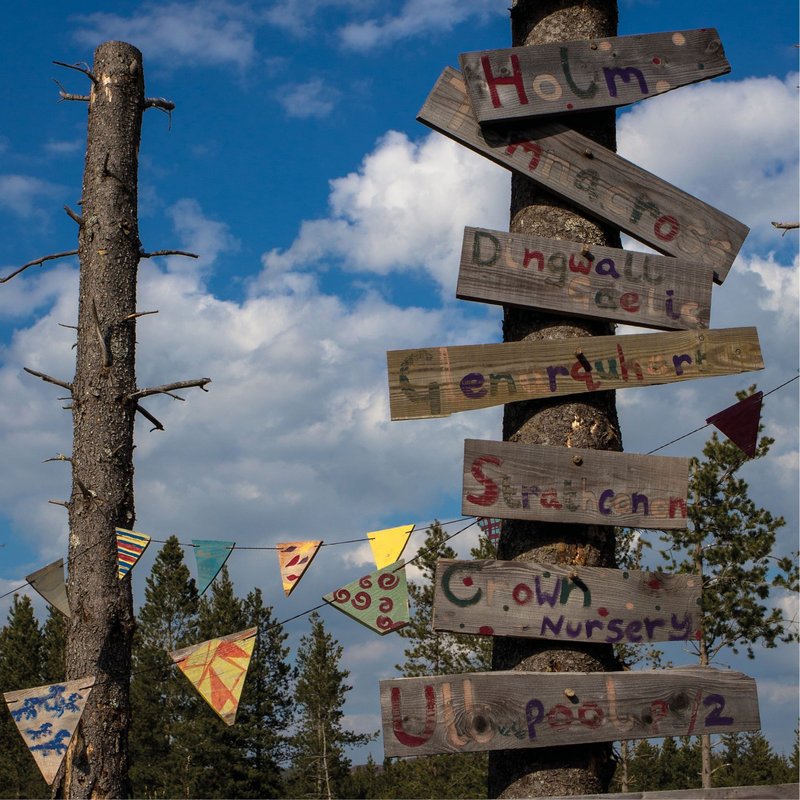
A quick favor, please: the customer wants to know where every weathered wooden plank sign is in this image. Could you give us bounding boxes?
[387,327,763,420]
[462,439,689,528]
[432,559,701,642]
[417,68,748,283]
[459,29,730,124]
[380,667,760,757]
[457,227,712,330]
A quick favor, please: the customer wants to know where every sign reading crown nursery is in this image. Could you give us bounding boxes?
[459,29,730,124]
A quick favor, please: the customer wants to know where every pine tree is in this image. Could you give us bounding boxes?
[40,606,67,684]
[0,594,48,799]
[129,536,201,798]
[660,386,798,787]
[287,611,372,799]
[716,731,794,787]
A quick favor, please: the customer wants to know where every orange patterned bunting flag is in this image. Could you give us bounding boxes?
[276,541,322,596]
[169,627,256,725]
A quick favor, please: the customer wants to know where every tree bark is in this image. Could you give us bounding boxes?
[59,41,144,798]
[488,2,622,797]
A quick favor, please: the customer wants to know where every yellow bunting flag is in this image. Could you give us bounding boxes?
[25,559,70,618]
[323,561,409,635]
[368,524,414,569]
[276,541,322,597]
[115,528,152,579]
[169,628,256,725]
[4,676,95,784]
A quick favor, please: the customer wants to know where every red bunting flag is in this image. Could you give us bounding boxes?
[706,391,763,458]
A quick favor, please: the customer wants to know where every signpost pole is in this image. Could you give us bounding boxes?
[488,1,623,796]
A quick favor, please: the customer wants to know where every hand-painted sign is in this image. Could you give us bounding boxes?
[323,561,409,635]
[457,227,712,330]
[417,68,748,283]
[380,667,760,756]
[4,677,95,784]
[462,439,689,529]
[192,539,235,595]
[115,528,152,579]
[432,559,701,643]
[170,627,256,726]
[459,29,730,124]
[368,524,415,569]
[387,327,763,420]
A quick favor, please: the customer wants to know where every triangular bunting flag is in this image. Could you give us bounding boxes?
[276,541,322,597]
[323,561,409,635]
[169,627,256,725]
[192,540,235,595]
[706,391,763,458]
[477,517,502,544]
[115,528,152,579]
[367,524,414,569]
[4,676,95,784]
[25,559,70,618]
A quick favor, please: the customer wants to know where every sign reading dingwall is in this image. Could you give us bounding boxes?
[457,227,713,330]
[462,439,690,529]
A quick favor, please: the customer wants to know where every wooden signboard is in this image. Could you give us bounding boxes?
[459,29,730,124]
[380,667,760,757]
[457,227,712,331]
[387,327,763,420]
[432,559,701,642]
[417,68,748,283]
[462,439,689,528]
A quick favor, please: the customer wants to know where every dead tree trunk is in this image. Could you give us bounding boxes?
[59,41,144,798]
[488,2,623,797]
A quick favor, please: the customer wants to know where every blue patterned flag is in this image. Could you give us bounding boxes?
[115,528,152,579]
[193,540,235,595]
[477,517,502,544]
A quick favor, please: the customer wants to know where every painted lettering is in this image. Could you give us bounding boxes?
[391,685,436,747]
[473,230,500,265]
[460,372,487,399]
[441,562,482,607]
[482,54,528,108]
[560,46,598,98]
[506,139,542,171]
[603,66,649,97]
[467,455,501,506]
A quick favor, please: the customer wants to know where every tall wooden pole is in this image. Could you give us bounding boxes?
[488,2,622,797]
[60,41,143,798]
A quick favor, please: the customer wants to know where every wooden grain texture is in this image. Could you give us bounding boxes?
[25,559,71,618]
[4,677,95,784]
[276,541,323,597]
[462,439,689,529]
[522,784,799,800]
[432,559,701,643]
[323,561,409,635]
[460,29,729,123]
[417,68,748,283]
[380,667,760,757]
[457,227,712,330]
[387,327,763,420]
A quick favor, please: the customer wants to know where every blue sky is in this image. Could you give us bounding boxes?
[1,0,798,766]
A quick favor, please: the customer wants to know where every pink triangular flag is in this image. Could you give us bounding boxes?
[706,392,763,458]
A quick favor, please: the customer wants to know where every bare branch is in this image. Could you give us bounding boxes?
[43,454,72,464]
[1,250,78,284]
[53,60,97,84]
[128,378,211,402]
[64,205,84,226]
[53,78,89,102]
[140,249,199,260]
[771,221,799,236]
[124,310,158,321]
[74,476,94,500]
[58,323,78,330]
[48,500,70,509]
[136,403,164,432]
[23,367,73,393]
[144,97,175,112]
[91,297,111,368]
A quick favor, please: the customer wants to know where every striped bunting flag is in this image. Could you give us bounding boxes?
[115,528,152,579]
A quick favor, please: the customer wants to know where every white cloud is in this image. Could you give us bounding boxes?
[261,130,509,294]
[618,74,799,249]
[165,197,240,274]
[276,78,340,119]
[339,0,502,51]
[0,175,63,219]
[43,139,84,156]
[72,2,259,69]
